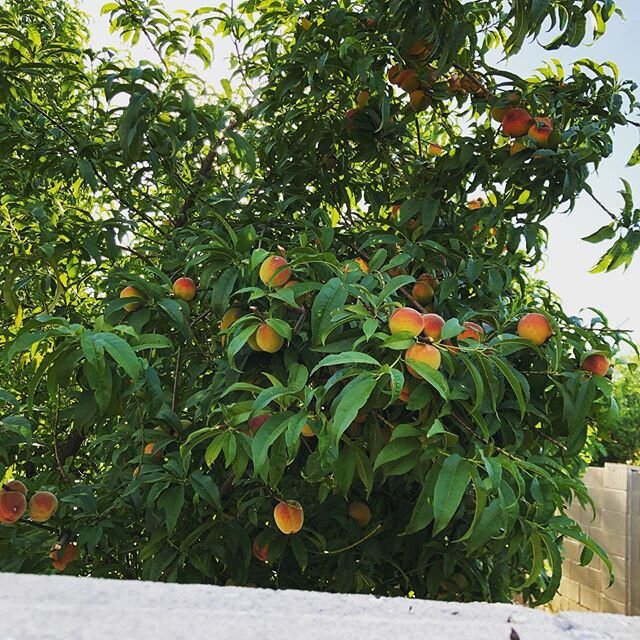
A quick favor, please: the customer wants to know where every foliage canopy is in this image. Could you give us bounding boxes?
[1,0,639,604]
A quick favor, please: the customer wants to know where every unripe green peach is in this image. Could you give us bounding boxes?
[259,255,292,288]
[348,501,372,527]
[273,500,304,534]
[28,491,58,523]
[172,277,196,301]
[120,286,143,312]
[405,343,441,377]
[517,313,552,346]
[255,323,284,353]
[581,354,610,377]
[389,307,424,337]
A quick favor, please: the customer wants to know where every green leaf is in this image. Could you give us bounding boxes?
[311,278,347,346]
[373,437,419,470]
[157,298,192,339]
[329,375,377,444]
[582,224,615,244]
[627,144,640,167]
[433,454,472,535]
[92,332,141,380]
[311,352,380,373]
[158,485,185,535]
[491,355,530,418]
[404,361,450,400]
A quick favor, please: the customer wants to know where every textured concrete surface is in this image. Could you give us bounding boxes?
[0,572,639,640]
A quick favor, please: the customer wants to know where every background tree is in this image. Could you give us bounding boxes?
[1,0,639,603]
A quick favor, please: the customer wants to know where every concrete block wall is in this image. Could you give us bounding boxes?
[554,463,640,615]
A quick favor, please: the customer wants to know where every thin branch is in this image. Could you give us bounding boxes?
[415,115,423,157]
[313,523,383,555]
[451,62,494,99]
[585,189,617,222]
[171,347,182,412]
[52,390,69,484]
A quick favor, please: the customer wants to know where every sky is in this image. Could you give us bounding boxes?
[79,1,640,349]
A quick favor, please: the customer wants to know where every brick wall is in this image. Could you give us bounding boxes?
[554,463,640,615]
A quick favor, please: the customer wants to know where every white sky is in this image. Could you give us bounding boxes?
[79,1,640,349]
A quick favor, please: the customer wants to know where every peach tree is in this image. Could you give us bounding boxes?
[1,0,639,603]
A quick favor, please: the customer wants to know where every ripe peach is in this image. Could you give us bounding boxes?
[490,92,520,122]
[405,343,442,377]
[389,307,424,337]
[248,413,271,435]
[387,64,402,85]
[28,491,58,523]
[50,543,79,572]
[409,89,430,112]
[172,277,196,301]
[348,501,372,527]
[4,480,27,495]
[399,385,411,402]
[220,307,242,331]
[412,280,434,304]
[458,321,484,342]
[502,108,535,137]
[354,257,369,273]
[528,117,554,148]
[252,537,270,562]
[357,90,370,109]
[301,423,315,437]
[406,39,431,61]
[273,500,304,534]
[120,286,143,312]
[582,354,610,377]
[423,313,445,341]
[467,198,484,210]
[426,143,445,156]
[255,323,284,353]
[259,255,292,288]
[397,69,421,92]
[517,313,552,346]
[247,330,262,352]
[0,491,27,524]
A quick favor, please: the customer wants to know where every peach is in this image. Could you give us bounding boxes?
[391,203,402,219]
[423,313,445,341]
[406,39,431,61]
[4,480,27,495]
[517,313,552,346]
[259,255,292,288]
[252,536,270,562]
[50,543,79,572]
[582,354,610,377]
[354,257,369,273]
[220,307,242,331]
[405,343,441,377]
[387,64,402,84]
[348,501,372,527]
[458,321,484,342]
[247,330,262,352]
[397,69,421,92]
[255,323,284,353]
[301,423,315,437]
[490,92,520,122]
[120,286,143,312]
[357,90,370,109]
[0,491,27,524]
[411,280,434,304]
[467,198,484,210]
[28,491,58,523]
[426,143,445,156]
[399,385,411,402]
[419,273,439,289]
[409,90,430,112]
[502,108,535,137]
[389,307,424,337]
[528,117,554,147]
[248,413,271,435]
[273,500,304,534]
[510,142,527,155]
[172,276,196,301]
